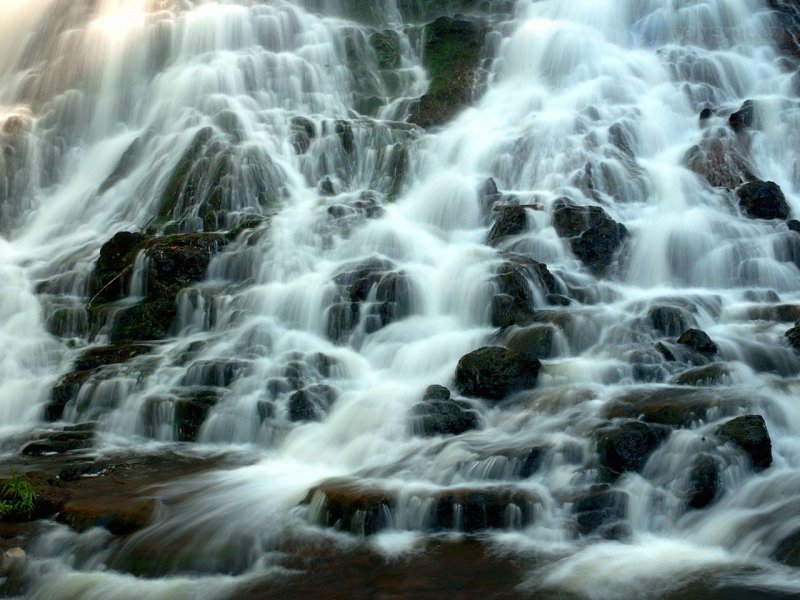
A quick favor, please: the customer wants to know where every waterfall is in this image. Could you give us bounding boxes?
[2,0,800,597]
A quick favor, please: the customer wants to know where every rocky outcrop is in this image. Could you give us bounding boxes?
[409,17,488,128]
[737,180,790,220]
[715,414,772,471]
[89,231,225,344]
[551,198,627,276]
[410,385,480,436]
[454,346,540,401]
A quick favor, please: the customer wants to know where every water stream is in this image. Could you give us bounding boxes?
[2,0,800,597]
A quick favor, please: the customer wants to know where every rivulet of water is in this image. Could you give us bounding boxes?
[2,0,800,597]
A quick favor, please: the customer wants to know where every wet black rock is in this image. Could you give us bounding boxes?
[788,219,800,233]
[290,116,315,155]
[288,384,338,422]
[47,370,92,421]
[686,453,721,509]
[773,528,800,567]
[486,206,526,246]
[181,359,249,388]
[74,344,154,372]
[334,120,354,154]
[490,254,557,328]
[677,329,718,355]
[715,414,772,471]
[595,420,671,479]
[90,232,225,344]
[737,181,790,220]
[785,320,800,352]
[572,488,628,536]
[408,17,488,129]
[326,257,415,342]
[551,198,627,275]
[410,385,480,436]
[91,231,149,304]
[455,346,540,401]
[728,99,755,132]
[173,391,218,442]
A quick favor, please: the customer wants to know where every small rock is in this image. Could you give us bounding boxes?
[728,99,755,132]
[486,206,526,246]
[410,386,480,437]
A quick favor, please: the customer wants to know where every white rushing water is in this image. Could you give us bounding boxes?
[2,0,800,597]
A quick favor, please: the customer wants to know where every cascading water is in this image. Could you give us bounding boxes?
[2,0,800,597]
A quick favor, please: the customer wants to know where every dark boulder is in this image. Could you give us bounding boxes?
[595,420,670,479]
[728,99,755,132]
[684,131,755,189]
[490,254,557,328]
[773,528,800,567]
[173,391,218,442]
[686,453,721,509]
[408,17,488,128]
[677,329,718,355]
[288,384,338,422]
[455,346,540,401]
[410,385,480,436]
[572,488,628,536]
[334,120,354,154]
[737,181,790,220]
[486,206,526,246]
[715,414,772,471]
[551,198,627,275]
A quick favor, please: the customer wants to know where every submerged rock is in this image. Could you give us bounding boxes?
[288,384,338,422]
[455,346,540,401]
[715,414,772,471]
[686,453,721,509]
[572,488,628,536]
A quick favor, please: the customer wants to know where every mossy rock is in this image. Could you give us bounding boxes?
[409,17,489,128]
[109,299,176,344]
